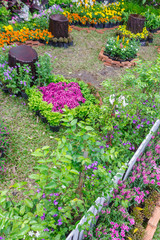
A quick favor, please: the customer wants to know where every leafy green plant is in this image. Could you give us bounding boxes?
[49,0,71,6]
[26,87,43,112]
[35,53,54,87]
[0,6,11,27]
[144,11,160,30]
[0,121,120,239]
[44,111,62,126]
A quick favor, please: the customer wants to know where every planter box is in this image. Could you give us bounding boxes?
[66,119,160,240]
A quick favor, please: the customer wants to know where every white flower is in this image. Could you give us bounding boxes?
[109,94,115,105]
[35,231,40,238]
[28,231,34,237]
[118,95,128,107]
[109,94,128,107]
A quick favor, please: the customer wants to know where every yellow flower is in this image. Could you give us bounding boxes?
[3,25,13,32]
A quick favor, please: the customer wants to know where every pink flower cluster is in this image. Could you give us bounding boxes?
[39,82,86,113]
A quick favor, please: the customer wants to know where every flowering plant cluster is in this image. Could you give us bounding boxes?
[99,55,160,166]
[0,48,32,94]
[27,74,98,126]
[0,28,53,47]
[63,1,124,25]
[117,25,149,40]
[84,129,160,240]
[39,82,86,113]
[104,35,139,61]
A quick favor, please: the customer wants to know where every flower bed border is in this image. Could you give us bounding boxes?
[66,120,160,240]
[98,48,137,68]
[70,21,121,29]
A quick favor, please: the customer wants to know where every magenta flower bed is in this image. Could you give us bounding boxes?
[39,82,86,113]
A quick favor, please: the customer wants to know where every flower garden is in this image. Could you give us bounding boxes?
[0,0,160,239]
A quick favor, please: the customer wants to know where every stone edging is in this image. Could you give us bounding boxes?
[8,41,45,47]
[71,25,119,34]
[7,40,73,48]
[143,195,160,240]
[98,48,137,67]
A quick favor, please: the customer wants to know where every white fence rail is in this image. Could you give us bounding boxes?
[66,120,160,240]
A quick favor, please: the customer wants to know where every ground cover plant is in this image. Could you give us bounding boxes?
[84,129,160,239]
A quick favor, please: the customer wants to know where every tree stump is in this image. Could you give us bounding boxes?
[8,45,38,78]
[127,14,146,34]
[49,14,68,38]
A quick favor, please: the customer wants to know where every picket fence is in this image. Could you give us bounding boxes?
[66,119,160,240]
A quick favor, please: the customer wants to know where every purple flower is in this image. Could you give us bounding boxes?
[53,214,58,217]
[57,219,63,225]
[58,207,62,210]
[54,200,58,205]
[44,228,49,231]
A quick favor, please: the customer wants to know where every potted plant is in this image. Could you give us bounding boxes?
[38,101,53,123]
[27,88,43,115]
[44,111,62,132]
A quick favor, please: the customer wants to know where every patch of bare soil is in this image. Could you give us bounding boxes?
[54,66,125,90]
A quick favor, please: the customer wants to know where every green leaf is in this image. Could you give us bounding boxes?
[20,205,25,215]
[29,220,37,225]
[42,146,50,150]
[70,119,77,126]
[45,182,57,189]
[31,149,44,157]
[31,224,44,231]
[55,234,61,240]
[35,165,49,171]
[70,169,79,175]
[18,225,30,236]
[36,203,44,216]
[85,126,93,131]
[1,190,8,196]
[29,174,40,180]
[24,199,33,208]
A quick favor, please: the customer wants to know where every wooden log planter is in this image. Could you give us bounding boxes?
[8,45,38,78]
[49,14,69,38]
[98,48,137,68]
[66,119,160,240]
[127,14,146,34]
